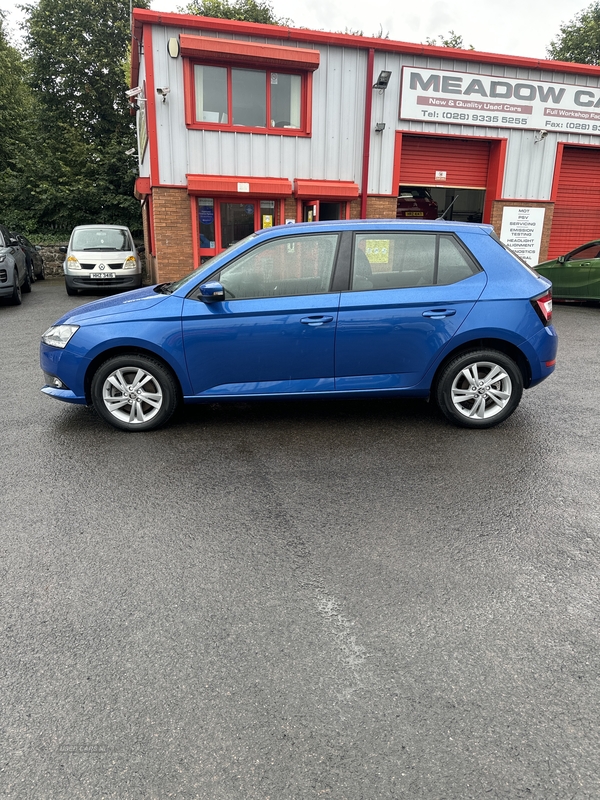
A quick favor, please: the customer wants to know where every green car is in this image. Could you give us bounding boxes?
[536,240,600,300]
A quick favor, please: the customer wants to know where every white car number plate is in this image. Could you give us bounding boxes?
[90,272,115,279]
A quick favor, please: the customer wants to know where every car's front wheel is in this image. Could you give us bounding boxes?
[435,349,523,428]
[8,270,22,305]
[90,355,179,432]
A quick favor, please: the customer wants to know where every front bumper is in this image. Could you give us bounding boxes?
[65,273,142,290]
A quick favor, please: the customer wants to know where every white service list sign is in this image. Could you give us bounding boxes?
[500,207,546,266]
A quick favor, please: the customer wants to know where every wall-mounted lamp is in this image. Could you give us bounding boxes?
[125,86,143,98]
[167,37,180,58]
[375,122,386,133]
[373,70,392,90]
[156,87,170,102]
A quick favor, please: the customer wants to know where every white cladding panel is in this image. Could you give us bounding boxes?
[150,25,367,186]
[145,24,600,199]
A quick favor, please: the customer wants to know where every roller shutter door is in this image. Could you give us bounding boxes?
[548,146,600,258]
[399,136,490,188]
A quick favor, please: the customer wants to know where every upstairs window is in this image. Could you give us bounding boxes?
[193,64,303,131]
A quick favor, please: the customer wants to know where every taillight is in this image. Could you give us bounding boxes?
[531,290,552,326]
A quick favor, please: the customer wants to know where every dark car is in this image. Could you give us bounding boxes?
[536,240,600,300]
[396,186,438,220]
[41,220,557,432]
[0,225,30,305]
[14,234,45,282]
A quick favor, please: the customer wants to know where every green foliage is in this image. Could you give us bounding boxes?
[425,30,474,50]
[178,0,291,25]
[0,0,150,237]
[547,2,600,64]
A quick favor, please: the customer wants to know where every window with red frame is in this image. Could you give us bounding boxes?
[193,64,303,131]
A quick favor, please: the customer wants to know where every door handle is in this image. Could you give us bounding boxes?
[422,309,456,319]
[300,315,334,326]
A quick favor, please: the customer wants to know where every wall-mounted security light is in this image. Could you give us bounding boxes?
[125,148,136,155]
[373,70,392,90]
[375,122,386,132]
[167,37,181,58]
[156,87,170,102]
[534,129,548,143]
[125,86,143,98]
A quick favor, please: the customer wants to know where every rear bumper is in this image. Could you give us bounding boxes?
[525,323,558,387]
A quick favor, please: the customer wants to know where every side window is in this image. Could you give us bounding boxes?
[217,234,339,299]
[437,236,479,284]
[351,233,436,291]
[568,243,600,261]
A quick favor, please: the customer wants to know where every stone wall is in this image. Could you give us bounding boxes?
[37,243,148,281]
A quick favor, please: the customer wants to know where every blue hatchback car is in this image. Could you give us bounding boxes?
[40,220,557,432]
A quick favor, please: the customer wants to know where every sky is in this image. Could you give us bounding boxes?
[0,0,595,60]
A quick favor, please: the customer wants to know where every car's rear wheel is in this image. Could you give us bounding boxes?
[90,355,179,432]
[9,270,22,305]
[435,349,523,429]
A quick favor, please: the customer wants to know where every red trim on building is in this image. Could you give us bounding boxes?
[143,25,160,187]
[132,8,600,88]
[190,194,200,269]
[293,179,359,199]
[187,174,292,196]
[361,48,375,219]
[179,33,320,71]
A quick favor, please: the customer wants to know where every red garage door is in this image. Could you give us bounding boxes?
[399,135,490,188]
[548,146,600,258]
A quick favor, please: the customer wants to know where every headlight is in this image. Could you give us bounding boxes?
[41,324,79,348]
[67,255,81,269]
[123,256,137,269]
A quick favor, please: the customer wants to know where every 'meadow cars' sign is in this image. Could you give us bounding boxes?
[400,67,600,134]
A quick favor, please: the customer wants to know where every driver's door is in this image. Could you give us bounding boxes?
[181,232,341,397]
[553,242,600,299]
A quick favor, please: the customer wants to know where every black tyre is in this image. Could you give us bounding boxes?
[90,355,179,432]
[8,270,22,305]
[435,349,523,429]
[66,283,78,296]
[22,268,31,293]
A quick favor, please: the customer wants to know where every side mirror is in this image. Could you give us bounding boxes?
[9,238,18,247]
[35,245,42,251]
[59,246,68,253]
[198,281,225,303]
[136,244,145,253]
[557,255,565,263]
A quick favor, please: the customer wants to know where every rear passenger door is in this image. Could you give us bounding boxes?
[335,232,487,390]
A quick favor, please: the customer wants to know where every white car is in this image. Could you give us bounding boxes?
[61,224,144,296]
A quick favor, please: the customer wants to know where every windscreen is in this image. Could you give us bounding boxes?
[71,228,131,252]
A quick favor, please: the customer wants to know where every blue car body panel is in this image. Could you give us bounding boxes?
[40,220,557,415]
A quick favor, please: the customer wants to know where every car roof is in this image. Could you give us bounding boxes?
[257,219,494,237]
[71,224,131,231]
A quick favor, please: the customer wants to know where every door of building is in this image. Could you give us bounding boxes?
[548,145,600,259]
[398,135,492,222]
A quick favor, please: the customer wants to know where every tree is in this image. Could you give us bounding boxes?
[12,0,151,236]
[425,30,474,50]
[547,2,600,64]
[178,0,291,25]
